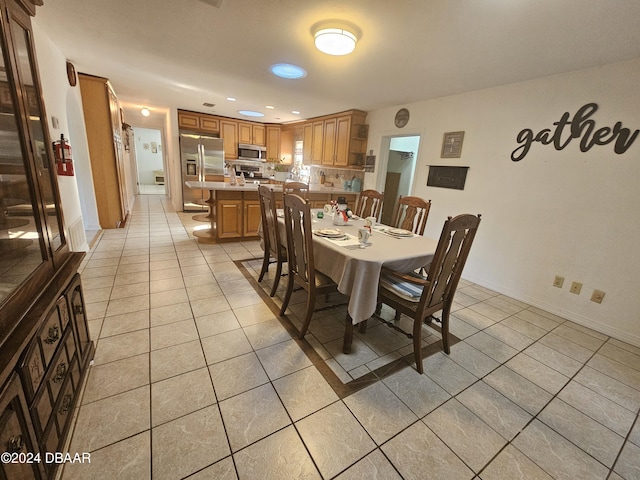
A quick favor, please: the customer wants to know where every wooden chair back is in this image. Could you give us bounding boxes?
[283,181,309,199]
[355,189,384,220]
[391,195,431,235]
[258,185,286,296]
[258,186,279,256]
[421,214,481,311]
[282,193,314,288]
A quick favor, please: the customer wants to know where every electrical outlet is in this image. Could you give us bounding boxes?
[553,275,565,288]
[570,281,582,294]
[591,289,605,304]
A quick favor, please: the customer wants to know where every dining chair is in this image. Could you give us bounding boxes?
[282,181,309,199]
[257,185,287,297]
[355,189,384,221]
[279,193,339,338]
[391,195,431,235]
[377,214,481,373]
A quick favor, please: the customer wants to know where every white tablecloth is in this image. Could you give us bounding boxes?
[281,213,438,324]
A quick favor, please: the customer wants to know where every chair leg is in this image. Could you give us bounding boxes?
[394,309,401,321]
[279,274,295,317]
[375,302,382,314]
[358,319,368,334]
[299,290,316,338]
[257,250,270,283]
[441,305,451,354]
[343,314,354,354]
[269,257,283,297]
[413,317,424,374]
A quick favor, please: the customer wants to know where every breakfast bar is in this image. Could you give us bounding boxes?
[184,181,358,243]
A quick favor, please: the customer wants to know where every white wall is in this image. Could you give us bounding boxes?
[133,127,164,185]
[366,59,640,346]
[32,22,96,248]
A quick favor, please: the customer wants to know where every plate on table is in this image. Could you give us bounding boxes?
[313,229,345,238]
[387,228,414,237]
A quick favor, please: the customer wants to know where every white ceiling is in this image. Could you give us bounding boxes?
[34,0,640,124]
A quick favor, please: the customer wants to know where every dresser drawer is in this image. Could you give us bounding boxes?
[48,329,74,410]
[22,341,45,401]
[38,305,63,368]
[53,373,75,440]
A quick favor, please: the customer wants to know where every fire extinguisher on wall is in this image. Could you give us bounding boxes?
[53,134,74,176]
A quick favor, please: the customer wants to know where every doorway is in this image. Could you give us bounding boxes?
[133,127,166,194]
[379,135,421,225]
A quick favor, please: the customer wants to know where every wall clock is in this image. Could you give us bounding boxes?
[66,61,77,87]
[394,108,410,128]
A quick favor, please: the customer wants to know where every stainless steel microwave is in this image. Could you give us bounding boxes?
[238,143,267,161]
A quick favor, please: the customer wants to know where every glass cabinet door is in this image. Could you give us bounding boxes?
[10,17,65,253]
[0,2,67,308]
[0,26,44,305]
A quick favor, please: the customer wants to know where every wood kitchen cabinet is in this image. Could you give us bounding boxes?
[239,122,265,146]
[267,126,282,162]
[216,191,260,239]
[220,120,238,160]
[178,111,220,134]
[79,74,128,228]
[300,110,367,167]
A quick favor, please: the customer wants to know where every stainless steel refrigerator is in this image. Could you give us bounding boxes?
[180,133,225,211]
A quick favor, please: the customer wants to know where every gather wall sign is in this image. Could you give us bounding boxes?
[511,103,639,162]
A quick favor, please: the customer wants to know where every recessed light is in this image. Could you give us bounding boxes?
[238,110,264,117]
[265,105,275,109]
[291,110,301,115]
[140,107,150,117]
[226,97,237,101]
[270,63,307,79]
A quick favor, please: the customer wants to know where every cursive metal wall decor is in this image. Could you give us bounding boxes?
[441,131,465,158]
[511,103,639,162]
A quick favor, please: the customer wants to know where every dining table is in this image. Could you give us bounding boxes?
[277,209,439,353]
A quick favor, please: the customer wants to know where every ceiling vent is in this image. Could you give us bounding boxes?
[199,0,225,7]
[202,102,215,107]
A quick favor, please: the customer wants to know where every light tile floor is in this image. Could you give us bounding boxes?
[62,195,640,480]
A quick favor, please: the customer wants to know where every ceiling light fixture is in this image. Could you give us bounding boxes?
[140,107,150,117]
[313,21,359,56]
[265,105,275,109]
[270,63,307,79]
[238,110,264,117]
[226,97,236,101]
[291,110,301,115]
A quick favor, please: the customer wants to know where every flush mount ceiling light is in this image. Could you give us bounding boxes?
[313,21,360,56]
[140,107,150,117]
[270,63,307,79]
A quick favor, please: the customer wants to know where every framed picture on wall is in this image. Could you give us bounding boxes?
[441,131,465,158]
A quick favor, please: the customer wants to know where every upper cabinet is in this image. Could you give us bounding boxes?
[302,110,367,168]
[238,121,265,146]
[220,120,238,160]
[176,109,368,168]
[178,111,219,134]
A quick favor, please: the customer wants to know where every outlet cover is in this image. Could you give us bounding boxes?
[591,289,606,303]
[570,282,583,294]
[553,275,565,288]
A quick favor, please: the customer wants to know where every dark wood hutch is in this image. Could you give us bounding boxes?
[0,1,94,479]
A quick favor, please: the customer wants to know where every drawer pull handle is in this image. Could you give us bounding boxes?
[53,362,67,383]
[44,326,60,344]
[6,434,23,453]
[74,304,84,315]
[59,394,72,414]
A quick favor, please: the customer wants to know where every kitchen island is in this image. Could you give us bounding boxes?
[185,181,359,243]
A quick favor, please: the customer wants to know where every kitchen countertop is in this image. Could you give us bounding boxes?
[185,181,359,195]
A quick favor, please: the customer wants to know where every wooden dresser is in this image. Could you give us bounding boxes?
[0,1,94,478]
